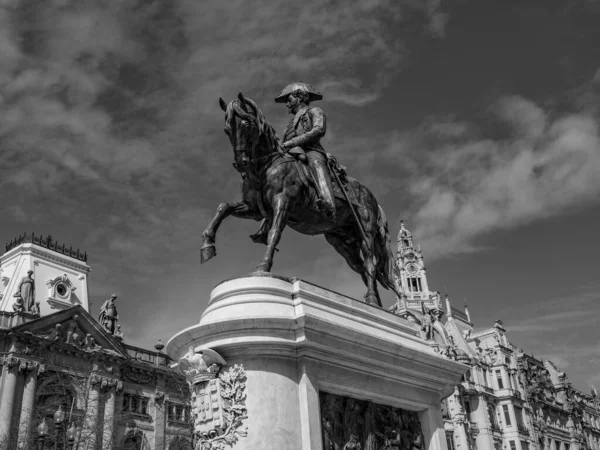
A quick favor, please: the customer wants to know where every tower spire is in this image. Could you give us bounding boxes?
[394,221,433,314]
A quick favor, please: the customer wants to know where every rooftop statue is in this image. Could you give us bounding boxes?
[201,84,403,306]
[98,294,119,335]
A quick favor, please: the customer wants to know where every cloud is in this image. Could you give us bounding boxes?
[398,96,600,259]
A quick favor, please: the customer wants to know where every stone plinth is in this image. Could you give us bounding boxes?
[166,275,467,450]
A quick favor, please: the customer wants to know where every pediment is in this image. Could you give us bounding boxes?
[11,305,127,358]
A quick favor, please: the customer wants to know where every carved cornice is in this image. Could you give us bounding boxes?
[0,355,45,374]
[90,373,123,392]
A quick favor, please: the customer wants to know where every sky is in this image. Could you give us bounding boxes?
[0,0,599,391]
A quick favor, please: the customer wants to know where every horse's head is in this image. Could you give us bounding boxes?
[219,92,262,173]
[219,92,279,173]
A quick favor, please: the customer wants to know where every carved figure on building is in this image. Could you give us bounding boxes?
[113,324,124,340]
[343,435,362,450]
[39,323,65,343]
[12,296,24,312]
[421,303,434,340]
[178,346,226,386]
[98,294,119,335]
[13,269,35,312]
[65,315,83,346]
[320,392,425,450]
[344,400,365,442]
[83,333,99,351]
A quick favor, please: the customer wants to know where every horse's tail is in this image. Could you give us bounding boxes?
[375,205,403,297]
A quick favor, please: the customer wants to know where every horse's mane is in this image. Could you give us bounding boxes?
[225,98,282,154]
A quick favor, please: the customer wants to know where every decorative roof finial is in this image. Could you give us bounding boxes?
[445,292,453,318]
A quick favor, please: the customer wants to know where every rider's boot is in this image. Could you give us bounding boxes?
[313,162,336,218]
[249,219,270,245]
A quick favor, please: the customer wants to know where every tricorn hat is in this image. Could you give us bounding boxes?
[274,82,323,103]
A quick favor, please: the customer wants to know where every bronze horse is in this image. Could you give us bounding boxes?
[200,93,402,306]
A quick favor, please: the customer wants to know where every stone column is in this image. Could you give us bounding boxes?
[419,403,448,450]
[79,379,101,450]
[152,377,166,450]
[452,418,471,450]
[0,359,19,442]
[17,365,42,449]
[471,396,496,450]
[102,387,116,450]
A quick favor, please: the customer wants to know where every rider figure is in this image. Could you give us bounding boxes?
[275,82,336,217]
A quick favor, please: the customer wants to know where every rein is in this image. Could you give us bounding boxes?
[230,101,286,178]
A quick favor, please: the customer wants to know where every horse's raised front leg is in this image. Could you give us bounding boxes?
[201,201,261,263]
[254,194,289,273]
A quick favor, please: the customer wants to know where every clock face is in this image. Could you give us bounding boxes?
[406,263,419,274]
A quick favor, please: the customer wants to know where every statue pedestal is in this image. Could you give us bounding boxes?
[166,275,467,450]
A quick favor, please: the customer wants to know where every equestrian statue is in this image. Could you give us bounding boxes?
[200,82,403,307]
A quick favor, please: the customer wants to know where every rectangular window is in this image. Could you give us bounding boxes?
[509,441,517,450]
[521,441,529,450]
[496,370,504,389]
[503,405,512,426]
[407,278,422,292]
[515,406,524,427]
[564,444,570,450]
[464,399,472,417]
[167,402,191,423]
[446,432,456,450]
[122,393,150,415]
[140,397,149,415]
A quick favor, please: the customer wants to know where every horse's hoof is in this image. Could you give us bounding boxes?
[200,244,216,263]
[364,294,379,307]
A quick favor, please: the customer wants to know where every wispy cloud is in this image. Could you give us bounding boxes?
[394,96,600,259]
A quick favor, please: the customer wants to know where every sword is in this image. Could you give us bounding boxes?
[328,161,369,246]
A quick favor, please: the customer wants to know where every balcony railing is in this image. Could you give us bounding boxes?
[124,344,170,367]
[517,424,530,436]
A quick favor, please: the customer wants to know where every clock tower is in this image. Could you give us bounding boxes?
[394,222,441,313]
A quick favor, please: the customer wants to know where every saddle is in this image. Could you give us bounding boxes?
[282,152,361,208]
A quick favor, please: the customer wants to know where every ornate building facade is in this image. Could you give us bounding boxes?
[390,224,600,450]
[0,234,192,450]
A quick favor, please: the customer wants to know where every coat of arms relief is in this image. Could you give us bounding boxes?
[176,346,248,450]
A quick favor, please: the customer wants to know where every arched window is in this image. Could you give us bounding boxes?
[32,376,79,449]
[123,429,150,450]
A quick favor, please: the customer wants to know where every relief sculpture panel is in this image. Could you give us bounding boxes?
[320,392,425,450]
